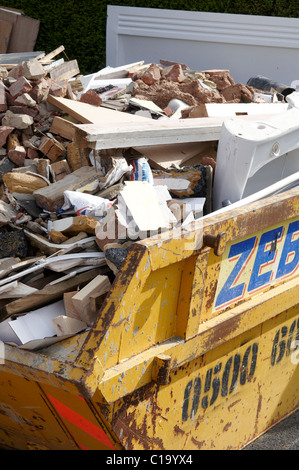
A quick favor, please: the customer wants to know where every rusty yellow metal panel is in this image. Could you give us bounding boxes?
[107,305,299,450]
[41,385,120,450]
[0,188,297,450]
[0,369,121,450]
[0,370,79,450]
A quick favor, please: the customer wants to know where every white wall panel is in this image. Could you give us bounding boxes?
[106,6,299,86]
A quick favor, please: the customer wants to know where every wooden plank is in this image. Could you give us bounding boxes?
[74,109,288,150]
[74,117,224,149]
[40,45,65,63]
[0,268,105,322]
[49,59,80,82]
[0,281,37,298]
[33,166,100,212]
[0,6,24,14]
[71,274,111,325]
[50,116,76,140]
[135,141,213,169]
[0,9,40,53]
[0,20,12,53]
[47,95,150,125]
[24,230,96,256]
[63,291,81,320]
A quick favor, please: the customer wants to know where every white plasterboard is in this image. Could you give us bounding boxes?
[120,181,171,231]
[8,300,66,345]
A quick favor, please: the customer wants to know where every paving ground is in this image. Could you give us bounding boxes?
[244,409,299,450]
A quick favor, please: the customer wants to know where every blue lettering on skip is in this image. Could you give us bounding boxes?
[215,221,299,309]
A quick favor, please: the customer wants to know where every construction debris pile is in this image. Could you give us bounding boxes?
[0,47,287,349]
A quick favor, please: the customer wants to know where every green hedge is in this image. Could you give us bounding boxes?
[1,1,298,75]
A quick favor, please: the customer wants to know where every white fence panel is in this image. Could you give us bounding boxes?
[106,5,299,86]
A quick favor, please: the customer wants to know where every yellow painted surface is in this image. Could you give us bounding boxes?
[0,188,297,449]
[109,305,299,450]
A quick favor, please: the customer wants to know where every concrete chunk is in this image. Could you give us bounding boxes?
[2,110,34,129]
[22,59,46,80]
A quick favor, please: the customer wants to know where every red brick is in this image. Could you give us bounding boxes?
[162,63,185,83]
[8,105,39,118]
[9,76,32,98]
[203,70,235,91]
[141,64,161,85]
[221,83,254,102]
[80,89,102,106]
[0,126,14,148]
[48,78,68,98]
[8,63,24,79]
[8,146,27,166]
[29,79,50,103]
[27,147,39,160]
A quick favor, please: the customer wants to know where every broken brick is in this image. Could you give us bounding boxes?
[8,76,33,98]
[8,63,24,79]
[8,105,39,119]
[162,63,185,82]
[0,67,8,80]
[3,171,48,194]
[203,70,235,90]
[7,133,20,151]
[0,126,14,148]
[48,230,69,244]
[29,79,50,103]
[15,93,37,108]
[8,146,27,166]
[80,89,102,106]
[181,104,208,118]
[27,147,40,160]
[141,63,161,85]
[221,83,254,102]
[48,79,68,98]
[22,59,46,81]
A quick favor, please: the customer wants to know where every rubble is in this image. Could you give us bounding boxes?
[0,47,290,349]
